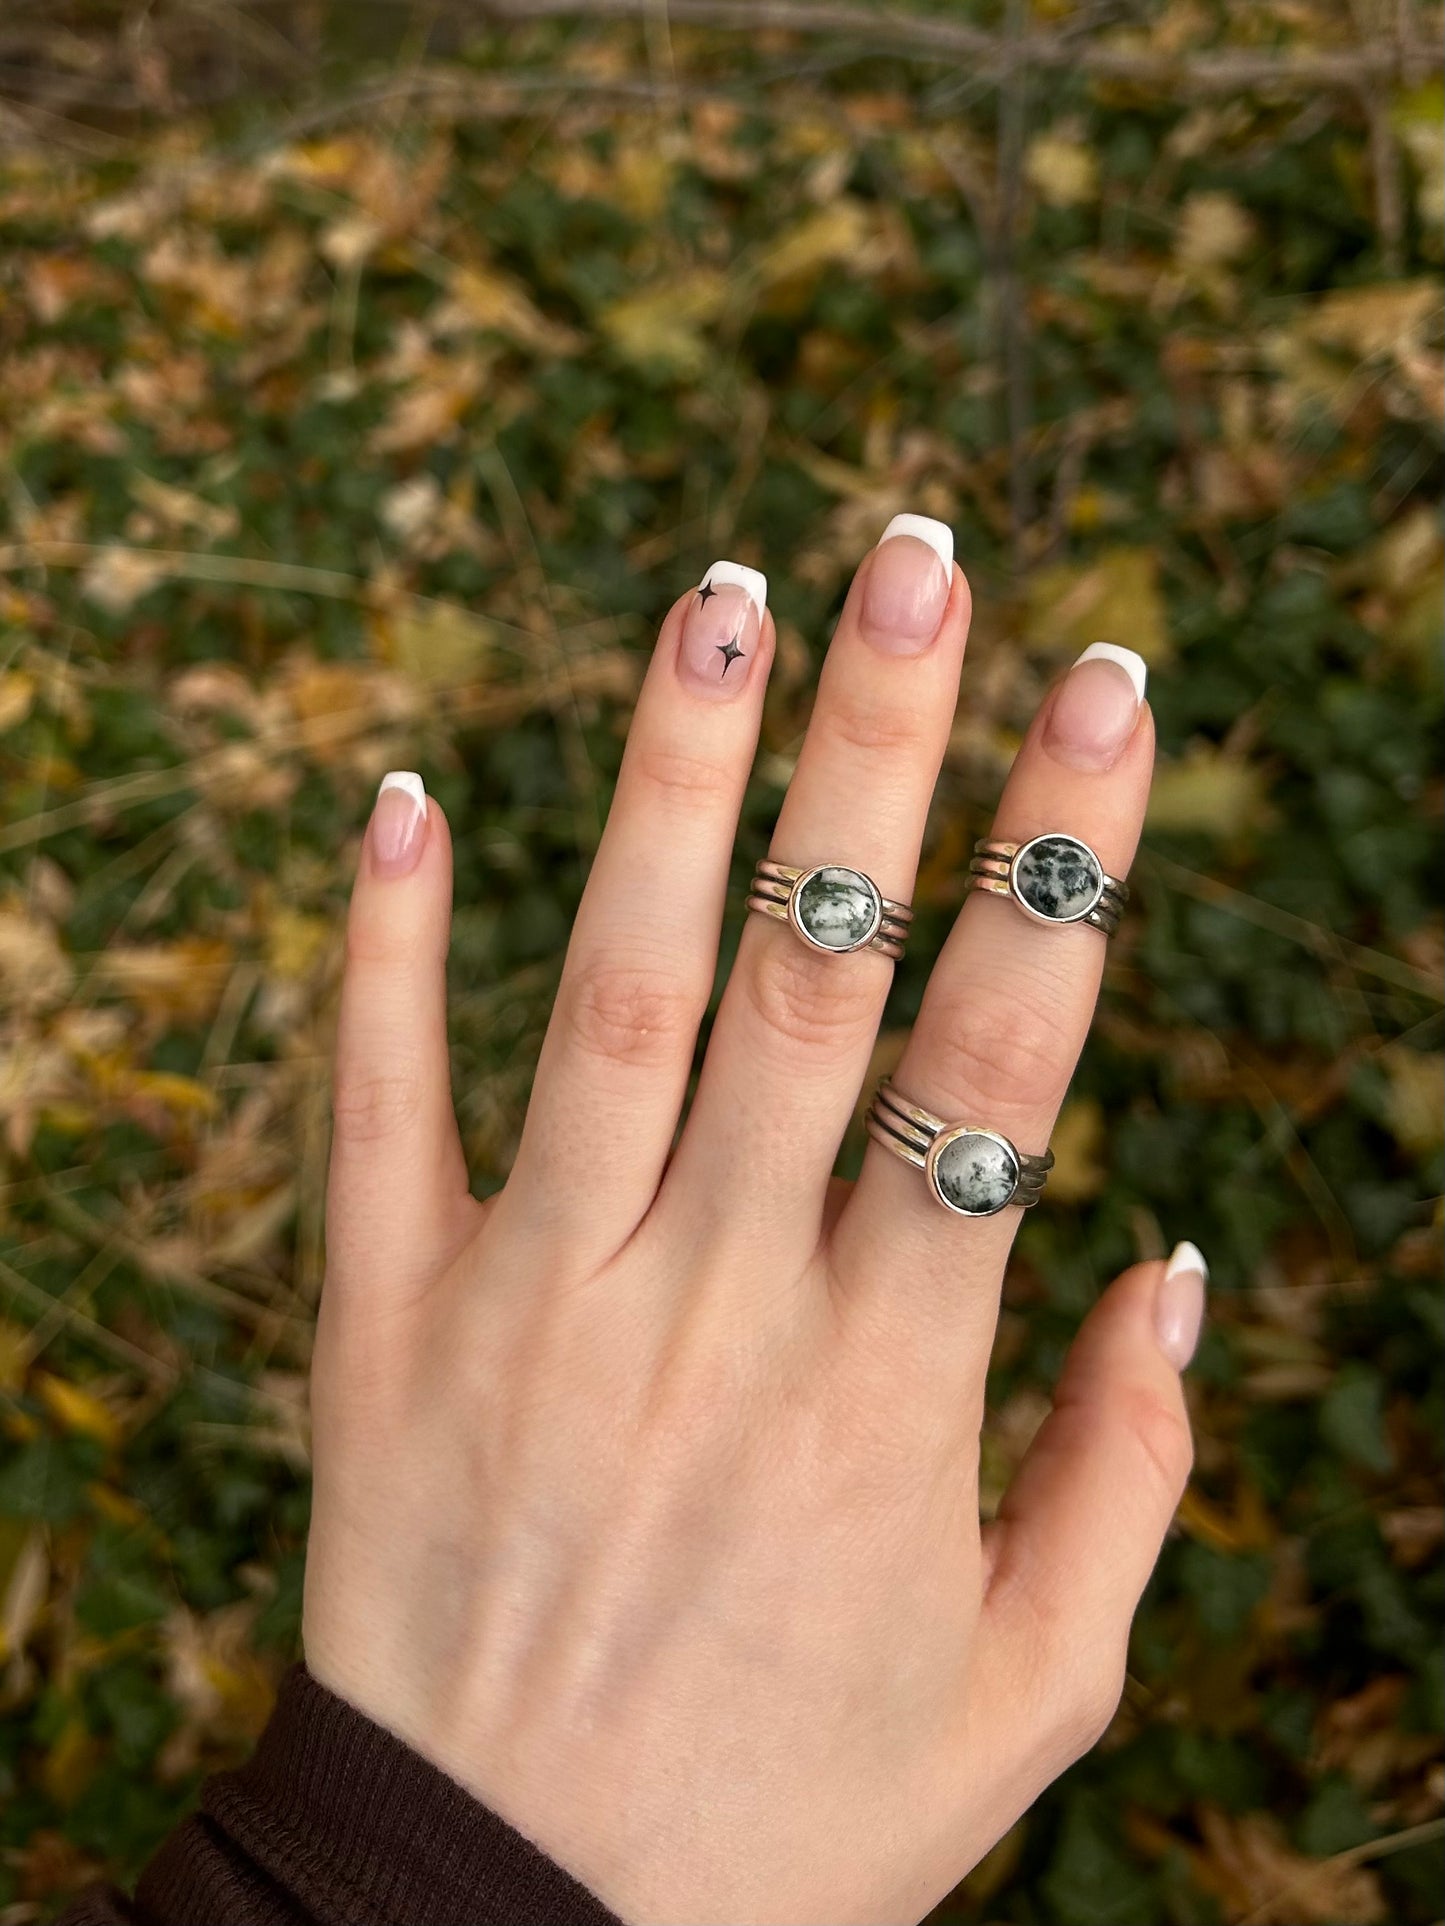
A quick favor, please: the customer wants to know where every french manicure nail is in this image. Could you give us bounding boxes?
[1044,641,1148,771]
[1154,1241,1208,1371]
[370,771,428,878]
[678,560,766,697]
[861,514,954,655]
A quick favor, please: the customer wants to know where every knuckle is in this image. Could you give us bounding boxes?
[741,935,881,1054]
[1058,1652,1127,1758]
[814,691,923,759]
[628,741,736,812]
[331,1064,426,1145]
[1120,1382,1195,1503]
[561,960,700,1071]
[345,918,433,971]
[925,992,1065,1112]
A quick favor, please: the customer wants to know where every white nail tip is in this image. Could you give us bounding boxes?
[1076,642,1148,704]
[378,771,426,813]
[701,561,767,620]
[879,513,954,576]
[1165,1240,1209,1283]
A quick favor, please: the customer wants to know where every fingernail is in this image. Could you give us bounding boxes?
[1154,1241,1208,1371]
[860,514,954,655]
[678,561,766,697]
[370,771,428,878]
[1044,642,1147,772]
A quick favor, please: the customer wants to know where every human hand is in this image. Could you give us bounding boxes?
[302,524,1203,1925]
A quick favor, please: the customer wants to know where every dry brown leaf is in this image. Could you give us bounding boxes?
[93,940,232,1023]
[1193,1806,1386,1924]
[79,545,173,615]
[0,1526,48,1668]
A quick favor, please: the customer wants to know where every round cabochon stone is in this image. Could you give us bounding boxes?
[932,1131,1020,1214]
[1013,835,1102,922]
[795,866,880,951]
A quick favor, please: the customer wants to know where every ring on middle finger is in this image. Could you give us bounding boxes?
[966,831,1128,935]
[748,859,913,961]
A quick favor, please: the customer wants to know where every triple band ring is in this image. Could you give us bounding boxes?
[966,832,1127,936]
[748,861,913,960]
[866,1080,1053,1216]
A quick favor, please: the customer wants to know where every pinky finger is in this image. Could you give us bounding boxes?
[968,1247,1204,1767]
[325,774,477,1308]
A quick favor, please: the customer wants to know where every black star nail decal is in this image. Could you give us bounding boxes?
[697,578,717,605]
[716,634,745,676]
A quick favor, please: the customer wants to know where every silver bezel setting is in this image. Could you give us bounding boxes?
[788,864,885,955]
[924,1124,1022,1217]
[1009,832,1106,927]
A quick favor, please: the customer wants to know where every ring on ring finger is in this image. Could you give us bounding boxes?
[748,859,913,960]
[966,830,1127,935]
[866,1079,1053,1216]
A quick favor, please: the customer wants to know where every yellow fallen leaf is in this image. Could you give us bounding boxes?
[285,661,413,762]
[600,268,727,377]
[1378,1045,1444,1155]
[1026,545,1171,664]
[1147,747,1272,839]
[89,1483,146,1527]
[35,1371,122,1448]
[753,200,871,289]
[437,265,581,354]
[1026,133,1098,208]
[1175,191,1255,269]
[126,1071,219,1116]
[42,1717,100,1809]
[1045,1098,1106,1203]
[0,669,35,731]
[265,907,333,982]
[371,598,494,686]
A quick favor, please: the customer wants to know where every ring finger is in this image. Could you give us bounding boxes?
[835,642,1155,1369]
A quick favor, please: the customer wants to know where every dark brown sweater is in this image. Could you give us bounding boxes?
[57,1666,620,1926]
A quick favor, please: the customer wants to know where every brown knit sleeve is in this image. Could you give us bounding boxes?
[57,1665,621,1926]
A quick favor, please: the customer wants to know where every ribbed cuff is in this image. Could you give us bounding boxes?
[136,1664,621,1926]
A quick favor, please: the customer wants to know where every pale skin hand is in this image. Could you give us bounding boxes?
[303,528,1206,1926]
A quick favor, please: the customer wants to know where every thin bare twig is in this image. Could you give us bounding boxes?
[472,0,1439,91]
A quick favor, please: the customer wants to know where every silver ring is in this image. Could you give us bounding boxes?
[748,860,913,961]
[866,1079,1052,1215]
[966,832,1127,935]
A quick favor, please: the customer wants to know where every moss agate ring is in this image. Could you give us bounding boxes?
[967,832,1128,936]
[747,859,913,961]
[866,1079,1053,1216]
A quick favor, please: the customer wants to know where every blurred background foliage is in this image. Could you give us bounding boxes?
[0,1,1442,1919]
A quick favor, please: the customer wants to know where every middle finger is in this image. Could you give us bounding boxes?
[663,515,969,1248]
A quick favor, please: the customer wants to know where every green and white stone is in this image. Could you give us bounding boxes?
[794,866,881,952]
[931,1131,1020,1214]
[1013,835,1102,923]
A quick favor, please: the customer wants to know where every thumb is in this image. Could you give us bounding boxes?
[325,772,475,1305]
[973,1245,1205,1760]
